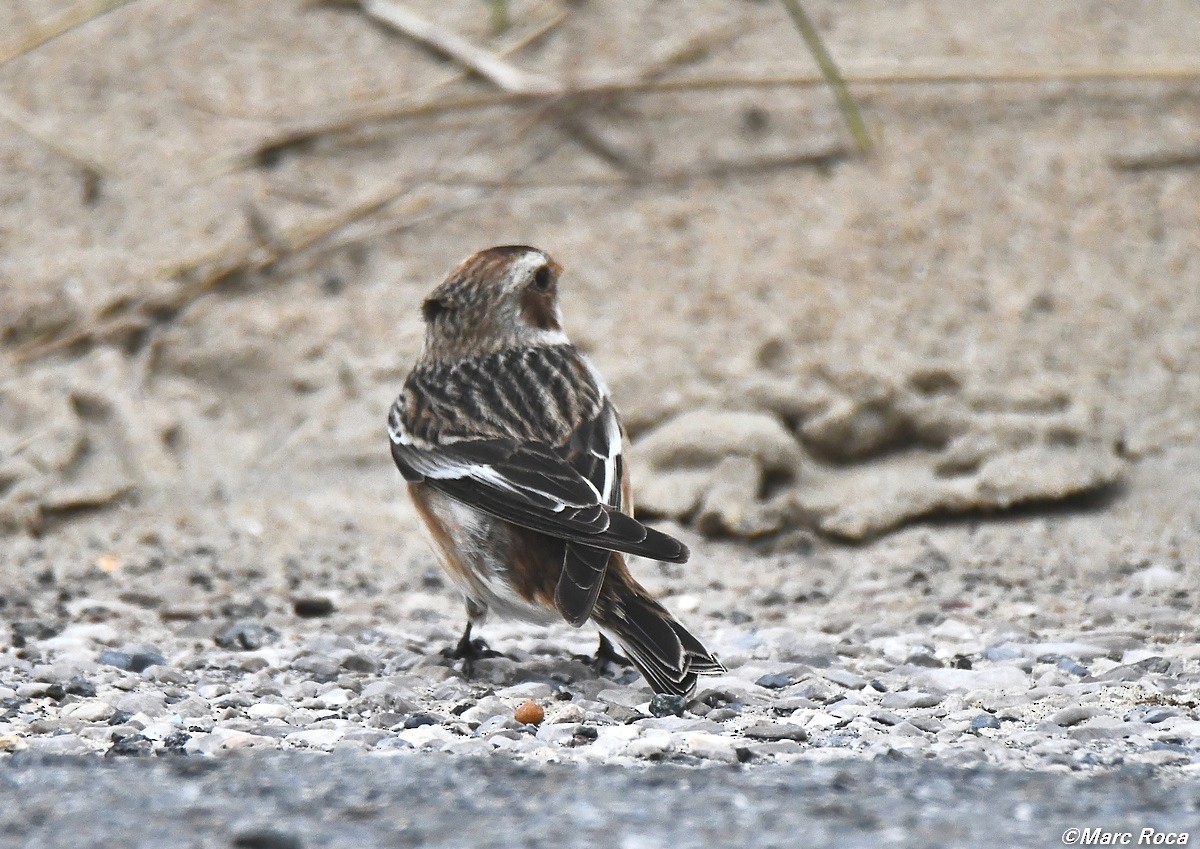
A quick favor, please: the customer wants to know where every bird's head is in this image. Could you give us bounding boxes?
[418,245,566,363]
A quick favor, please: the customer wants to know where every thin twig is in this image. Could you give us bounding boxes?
[777,0,872,155]
[222,10,565,172]
[1110,146,1200,172]
[358,0,554,93]
[0,96,117,178]
[0,0,140,67]
[353,0,640,176]
[14,181,430,361]
[223,60,1200,156]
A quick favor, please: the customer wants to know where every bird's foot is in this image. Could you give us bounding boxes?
[590,634,633,671]
[442,630,504,678]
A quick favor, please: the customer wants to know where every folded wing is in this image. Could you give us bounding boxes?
[390,428,689,565]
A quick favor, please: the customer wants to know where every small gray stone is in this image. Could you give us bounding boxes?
[823,668,868,690]
[107,732,154,757]
[755,672,802,690]
[1051,706,1102,727]
[291,654,340,682]
[97,650,134,671]
[1139,707,1178,724]
[881,691,943,710]
[970,714,1002,730]
[115,691,170,717]
[1055,657,1089,677]
[231,827,303,849]
[907,714,945,733]
[649,694,686,718]
[215,622,274,652]
[459,696,510,724]
[742,722,808,742]
[869,710,903,727]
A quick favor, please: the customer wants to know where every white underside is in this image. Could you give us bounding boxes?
[420,489,560,626]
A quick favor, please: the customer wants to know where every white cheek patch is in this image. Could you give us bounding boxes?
[504,250,550,286]
[526,327,571,347]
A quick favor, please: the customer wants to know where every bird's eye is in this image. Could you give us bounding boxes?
[531,265,552,291]
[422,297,450,322]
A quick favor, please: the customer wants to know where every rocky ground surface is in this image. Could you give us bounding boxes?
[2,0,1199,841]
[1,512,1198,770]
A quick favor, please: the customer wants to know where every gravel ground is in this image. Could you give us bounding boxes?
[2,576,1198,769]
[4,753,1198,849]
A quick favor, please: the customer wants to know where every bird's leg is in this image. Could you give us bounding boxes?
[594,634,633,669]
[442,604,503,678]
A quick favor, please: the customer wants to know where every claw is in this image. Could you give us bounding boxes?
[442,622,503,677]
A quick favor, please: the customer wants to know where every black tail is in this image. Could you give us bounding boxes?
[593,581,724,697]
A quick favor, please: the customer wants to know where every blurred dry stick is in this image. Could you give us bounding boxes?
[776,0,872,155]
[230,8,565,171]
[357,0,556,93]
[1110,145,1200,171]
[0,0,137,183]
[14,182,438,362]
[0,0,139,67]
[353,0,644,177]
[0,96,116,183]
[230,61,1200,132]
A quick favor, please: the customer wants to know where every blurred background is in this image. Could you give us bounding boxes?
[1,0,1198,724]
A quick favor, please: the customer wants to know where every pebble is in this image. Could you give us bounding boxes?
[513,701,545,726]
[624,730,674,758]
[1051,706,1104,727]
[292,597,335,618]
[215,622,273,651]
[114,692,169,718]
[970,714,1002,731]
[823,669,868,690]
[684,732,739,763]
[742,722,808,742]
[755,672,802,690]
[869,710,903,727]
[1055,657,1089,677]
[107,733,154,757]
[60,701,115,722]
[460,697,512,724]
[648,694,686,718]
[231,828,303,849]
[880,691,943,710]
[247,703,291,720]
[286,729,344,749]
[98,650,168,673]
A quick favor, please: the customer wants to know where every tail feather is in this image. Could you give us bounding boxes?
[593,582,724,697]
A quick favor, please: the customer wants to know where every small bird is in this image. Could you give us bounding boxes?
[388,245,723,696]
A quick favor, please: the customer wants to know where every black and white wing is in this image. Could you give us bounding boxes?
[389,400,688,566]
[554,399,625,625]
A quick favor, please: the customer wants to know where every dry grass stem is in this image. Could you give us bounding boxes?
[14,181,434,362]
[225,10,565,172]
[0,96,117,178]
[352,0,640,177]
[0,0,139,67]
[1110,146,1200,171]
[358,0,555,94]
[776,0,873,155]
[228,60,1200,156]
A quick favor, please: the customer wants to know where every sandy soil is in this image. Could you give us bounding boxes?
[1,0,1198,770]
